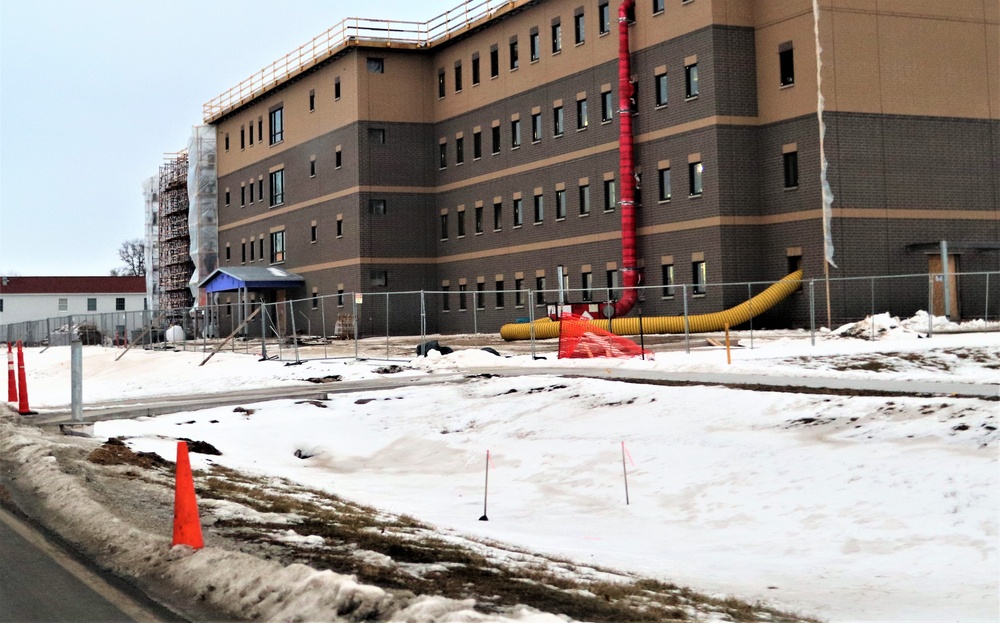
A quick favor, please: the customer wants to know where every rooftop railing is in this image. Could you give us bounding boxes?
[203,0,519,122]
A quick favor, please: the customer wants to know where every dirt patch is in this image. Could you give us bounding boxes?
[374,365,406,374]
[233,406,255,415]
[178,438,222,456]
[295,400,328,408]
[87,438,173,470]
[305,375,343,384]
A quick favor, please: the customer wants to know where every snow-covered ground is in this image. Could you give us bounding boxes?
[8,314,1000,622]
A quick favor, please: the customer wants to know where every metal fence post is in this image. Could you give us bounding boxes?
[385,292,390,360]
[320,297,328,359]
[927,276,934,338]
[261,301,268,359]
[747,282,754,350]
[290,299,300,362]
[809,279,816,347]
[353,294,359,361]
[473,293,479,345]
[985,272,990,329]
[420,291,427,347]
[870,277,876,341]
[528,289,536,359]
[682,284,690,354]
[71,338,83,422]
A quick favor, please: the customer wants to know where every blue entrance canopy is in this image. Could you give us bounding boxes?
[198,267,304,293]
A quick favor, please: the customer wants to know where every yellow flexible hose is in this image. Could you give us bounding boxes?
[499,270,803,341]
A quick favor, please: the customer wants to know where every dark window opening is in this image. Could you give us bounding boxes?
[685,63,699,98]
[456,137,464,164]
[779,47,795,86]
[689,161,703,196]
[473,131,482,159]
[269,107,283,144]
[269,169,284,206]
[367,57,384,73]
[693,261,707,295]
[662,264,675,297]
[783,151,799,188]
[370,199,386,215]
[509,38,519,70]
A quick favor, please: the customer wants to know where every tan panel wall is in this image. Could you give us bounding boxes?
[709,0,755,27]
[216,53,360,177]
[756,1,999,122]
[755,11,817,125]
[356,51,435,124]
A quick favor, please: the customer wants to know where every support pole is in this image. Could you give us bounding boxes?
[940,240,951,320]
[71,339,83,422]
[621,441,630,505]
[809,279,817,346]
[479,450,490,521]
[724,323,731,365]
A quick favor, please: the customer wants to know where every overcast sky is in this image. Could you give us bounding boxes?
[0,0,453,277]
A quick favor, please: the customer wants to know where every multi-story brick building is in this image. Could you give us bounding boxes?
[204,0,999,335]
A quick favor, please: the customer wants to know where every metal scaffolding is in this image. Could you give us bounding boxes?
[158,151,194,311]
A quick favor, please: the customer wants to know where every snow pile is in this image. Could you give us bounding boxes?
[832,310,991,340]
[0,412,580,623]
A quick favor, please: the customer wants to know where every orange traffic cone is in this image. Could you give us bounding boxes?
[6,343,16,403]
[15,341,32,415]
[172,441,204,549]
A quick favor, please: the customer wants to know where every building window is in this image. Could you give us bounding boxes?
[493,201,502,230]
[581,272,593,301]
[472,55,481,85]
[509,38,519,70]
[574,12,585,44]
[490,45,499,78]
[579,184,591,215]
[335,77,341,100]
[553,105,564,136]
[225,245,231,261]
[439,141,448,169]
[269,169,284,206]
[57,298,68,311]
[515,278,524,307]
[491,125,501,154]
[365,56,384,74]
[370,199,386,215]
[689,161,703,196]
[653,0,664,13]
[87,298,97,311]
[249,122,254,145]
[475,205,483,233]
[240,126,245,150]
[476,283,485,310]
[458,210,466,237]
[598,2,610,35]
[335,149,342,168]
[784,151,799,188]
[115,297,125,311]
[459,284,468,310]
[513,198,523,226]
[438,69,446,98]
[601,91,613,122]
[336,216,343,237]
[555,189,566,219]
[693,261,707,295]
[662,263,675,297]
[535,277,546,305]
[441,213,449,239]
[604,179,616,211]
[442,285,450,311]
[269,107,283,144]
[788,254,804,291]
[270,231,285,263]
[249,182,255,204]
[577,98,588,129]
[310,159,316,177]
[309,90,315,111]
[607,269,619,299]
[473,131,482,159]
[511,119,521,148]
[259,238,264,261]
[685,63,699,98]
[658,167,671,201]
[225,190,230,206]
[454,62,463,92]
[456,137,464,164]
[371,271,388,288]
[241,241,246,263]
[250,240,255,261]
[369,128,386,144]
[311,223,317,242]
[258,178,263,202]
[495,281,505,308]
[531,113,542,142]
[655,73,668,106]
[534,194,544,223]
[530,31,540,61]
[240,185,246,207]
[337,288,344,307]
[224,133,230,151]
[312,291,319,309]
[779,45,795,86]
[551,21,562,53]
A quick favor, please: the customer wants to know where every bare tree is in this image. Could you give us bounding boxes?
[113,239,146,276]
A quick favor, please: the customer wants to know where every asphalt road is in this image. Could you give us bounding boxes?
[0,507,176,623]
